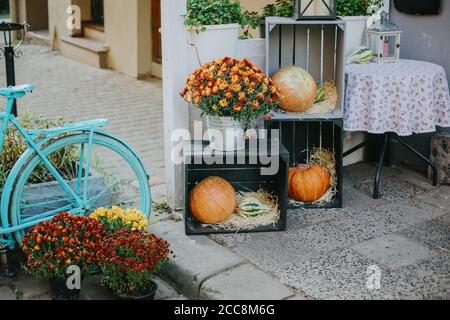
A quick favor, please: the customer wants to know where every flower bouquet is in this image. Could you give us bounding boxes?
[180,57,280,151]
[22,212,108,300]
[90,206,149,235]
[100,229,171,300]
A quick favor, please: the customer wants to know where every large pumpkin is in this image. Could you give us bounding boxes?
[288,165,331,203]
[272,66,317,113]
[189,176,237,224]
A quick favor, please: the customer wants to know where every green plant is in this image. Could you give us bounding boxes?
[100,229,171,295]
[260,0,294,19]
[185,0,258,36]
[0,112,78,190]
[337,0,384,16]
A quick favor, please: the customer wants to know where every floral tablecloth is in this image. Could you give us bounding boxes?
[344,59,450,136]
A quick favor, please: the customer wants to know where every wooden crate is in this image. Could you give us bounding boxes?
[265,17,346,120]
[266,119,344,209]
[183,140,290,235]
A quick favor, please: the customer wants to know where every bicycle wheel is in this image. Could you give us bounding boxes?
[9,132,151,243]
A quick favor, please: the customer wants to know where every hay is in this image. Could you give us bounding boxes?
[309,81,339,114]
[277,81,338,116]
[212,190,280,232]
[290,148,338,207]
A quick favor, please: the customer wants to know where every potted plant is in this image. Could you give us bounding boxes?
[180,57,280,151]
[337,0,384,56]
[100,229,171,300]
[22,212,108,300]
[90,206,149,235]
[259,0,294,38]
[185,0,257,64]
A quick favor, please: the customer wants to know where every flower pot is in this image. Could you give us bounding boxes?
[113,281,158,301]
[188,23,240,66]
[206,116,246,151]
[50,277,81,300]
[340,16,368,57]
[19,169,110,220]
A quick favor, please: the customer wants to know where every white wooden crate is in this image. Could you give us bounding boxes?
[265,17,346,120]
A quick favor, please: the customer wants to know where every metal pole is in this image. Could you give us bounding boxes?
[4,45,17,116]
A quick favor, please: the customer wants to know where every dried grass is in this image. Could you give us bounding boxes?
[212,190,280,232]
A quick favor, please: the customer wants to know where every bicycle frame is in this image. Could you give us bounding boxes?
[0,96,99,243]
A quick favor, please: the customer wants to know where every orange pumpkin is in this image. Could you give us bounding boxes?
[189,176,237,224]
[288,165,331,203]
[272,66,317,113]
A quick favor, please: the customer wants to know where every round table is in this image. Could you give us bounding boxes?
[343,59,450,198]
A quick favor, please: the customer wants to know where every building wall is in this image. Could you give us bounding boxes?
[390,0,450,86]
[104,0,151,78]
[137,0,152,79]
[46,0,152,78]
[48,0,71,43]
[387,0,450,172]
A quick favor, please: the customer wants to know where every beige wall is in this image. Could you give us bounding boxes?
[48,0,71,44]
[136,0,152,79]
[48,0,89,40]
[104,0,151,78]
[241,0,274,12]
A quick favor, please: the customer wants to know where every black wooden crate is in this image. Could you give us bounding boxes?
[266,118,343,209]
[183,140,290,235]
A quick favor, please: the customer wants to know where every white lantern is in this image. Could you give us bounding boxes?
[367,11,402,63]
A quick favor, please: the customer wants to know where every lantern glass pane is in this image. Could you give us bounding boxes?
[301,0,334,16]
[368,34,381,56]
[383,35,397,58]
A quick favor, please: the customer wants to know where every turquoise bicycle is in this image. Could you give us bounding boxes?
[0,84,151,248]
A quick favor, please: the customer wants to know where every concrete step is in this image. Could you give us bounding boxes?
[59,36,108,69]
[83,23,106,43]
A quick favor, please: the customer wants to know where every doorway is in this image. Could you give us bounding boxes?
[151,0,162,64]
[91,0,104,25]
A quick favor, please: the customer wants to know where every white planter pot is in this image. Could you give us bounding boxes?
[188,23,240,66]
[341,16,368,57]
[206,116,246,151]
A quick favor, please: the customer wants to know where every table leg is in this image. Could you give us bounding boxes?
[395,134,438,186]
[343,135,378,158]
[374,133,390,199]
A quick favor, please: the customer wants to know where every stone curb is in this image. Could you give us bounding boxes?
[151,216,297,300]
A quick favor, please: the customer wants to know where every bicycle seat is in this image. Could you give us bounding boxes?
[28,119,109,136]
[0,84,34,98]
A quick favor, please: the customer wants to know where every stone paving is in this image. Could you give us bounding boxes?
[212,163,450,300]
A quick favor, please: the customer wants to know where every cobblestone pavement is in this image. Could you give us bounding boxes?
[212,163,450,300]
[6,44,166,201]
[0,273,185,300]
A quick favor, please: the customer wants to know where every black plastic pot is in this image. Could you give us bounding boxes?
[50,278,81,300]
[113,281,158,301]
